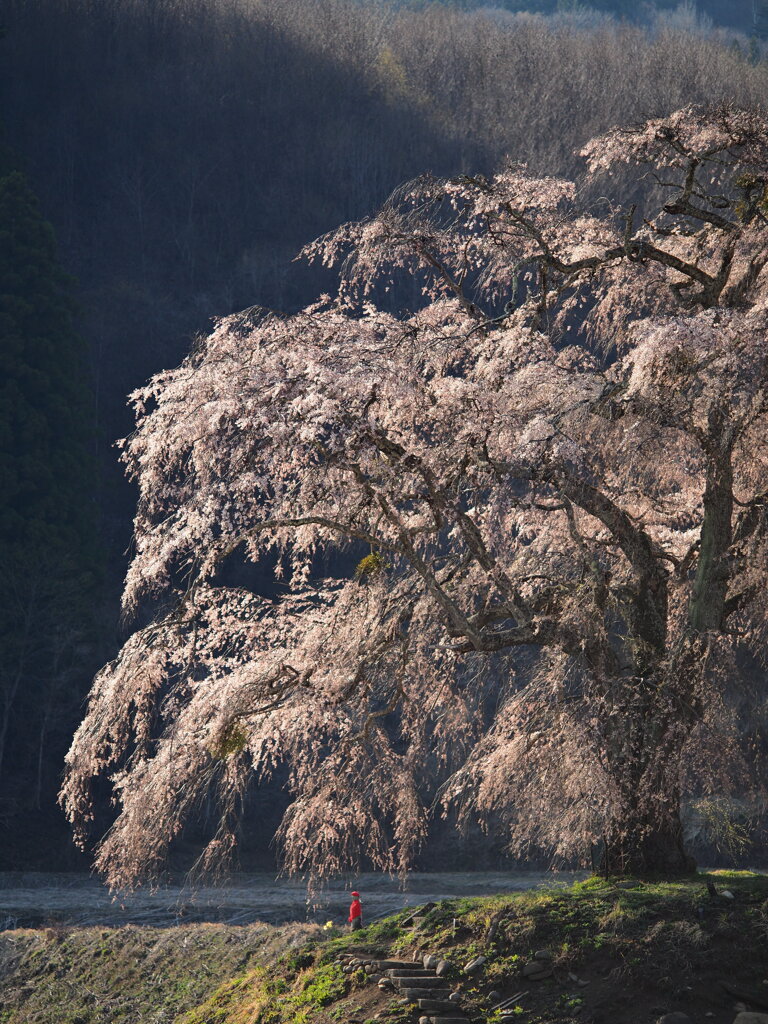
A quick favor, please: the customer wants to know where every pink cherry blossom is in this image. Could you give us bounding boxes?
[62,105,768,887]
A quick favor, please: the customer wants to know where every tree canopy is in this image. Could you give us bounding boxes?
[63,105,768,886]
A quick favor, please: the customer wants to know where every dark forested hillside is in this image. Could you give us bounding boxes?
[0,168,100,866]
[430,0,761,35]
[2,0,768,871]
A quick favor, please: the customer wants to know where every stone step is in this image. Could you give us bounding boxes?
[427,1018,469,1024]
[392,976,446,987]
[388,968,434,977]
[400,988,452,1001]
[373,960,419,970]
[418,999,461,1011]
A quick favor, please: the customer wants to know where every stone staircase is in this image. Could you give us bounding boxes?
[370,958,469,1024]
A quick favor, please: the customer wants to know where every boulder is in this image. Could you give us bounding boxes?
[424,954,440,969]
[656,1015,693,1024]
[522,961,553,980]
[402,902,437,927]
[533,949,553,961]
[463,955,487,974]
[733,1016,768,1024]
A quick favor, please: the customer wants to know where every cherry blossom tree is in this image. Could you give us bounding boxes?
[62,105,768,885]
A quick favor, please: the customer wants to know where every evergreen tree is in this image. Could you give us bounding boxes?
[0,169,99,863]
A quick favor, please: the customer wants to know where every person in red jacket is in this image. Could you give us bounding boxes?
[348,891,363,931]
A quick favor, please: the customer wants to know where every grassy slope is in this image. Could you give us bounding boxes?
[0,921,319,1024]
[179,872,768,1024]
[1,873,767,1024]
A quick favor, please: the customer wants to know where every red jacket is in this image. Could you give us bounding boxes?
[348,898,362,922]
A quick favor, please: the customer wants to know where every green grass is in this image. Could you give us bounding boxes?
[297,964,348,1007]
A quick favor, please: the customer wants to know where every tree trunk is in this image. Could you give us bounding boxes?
[600,800,696,876]
[689,424,733,632]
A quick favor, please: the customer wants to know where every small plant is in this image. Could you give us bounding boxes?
[207,721,248,760]
[354,551,389,580]
[487,1007,525,1024]
[735,172,768,221]
[558,993,584,1012]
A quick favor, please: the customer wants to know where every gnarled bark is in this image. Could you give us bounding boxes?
[601,801,695,877]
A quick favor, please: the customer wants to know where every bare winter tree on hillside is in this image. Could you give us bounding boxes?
[62,106,768,885]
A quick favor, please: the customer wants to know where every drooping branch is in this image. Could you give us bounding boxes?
[242,516,399,555]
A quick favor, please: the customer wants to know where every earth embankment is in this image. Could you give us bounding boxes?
[1,873,767,1024]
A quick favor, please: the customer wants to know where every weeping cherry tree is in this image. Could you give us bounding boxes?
[62,105,768,884]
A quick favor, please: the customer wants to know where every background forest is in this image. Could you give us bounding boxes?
[2,0,768,872]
